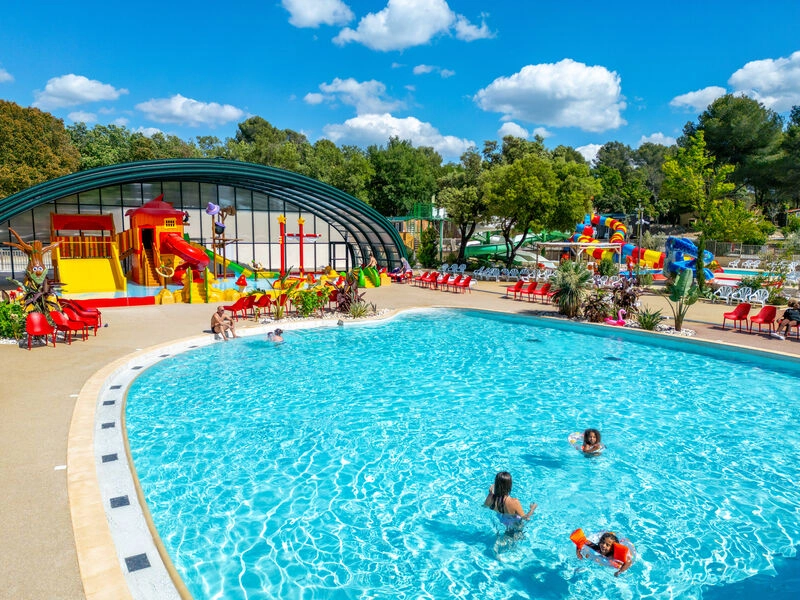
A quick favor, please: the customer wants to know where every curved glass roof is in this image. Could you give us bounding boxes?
[0,158,406,268]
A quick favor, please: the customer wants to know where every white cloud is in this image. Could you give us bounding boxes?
[638,132,676,147]
[440,69,455,78]
[669,86,726,112]
[308,78,404,114]
[474,59,626,132]
[33,74,128,110]
[323,113,474,160]
[576,143,602,165]
[453,14,493,41]
[333,0,489,51]
[532,127,551,138]
[304,92,325,105]
[113,117,129,127]
[136,126,162,137]
[728,50,800,112]
[413,64,436,75]
[135,94,245,127]
[67,111,96,123]
[0,67,13,83]
[281,0,353,27]
[498,122,529,138]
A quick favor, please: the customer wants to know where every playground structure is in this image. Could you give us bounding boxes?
[663,236,716,280]
[465,230,569,265]
[572,214,665,269]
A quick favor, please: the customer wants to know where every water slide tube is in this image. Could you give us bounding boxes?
[197,245,256,279]
[572,214,665,268]
[663,237,715,280]
[161,233,211,283]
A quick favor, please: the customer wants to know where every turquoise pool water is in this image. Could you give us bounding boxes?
[125,309,800,599]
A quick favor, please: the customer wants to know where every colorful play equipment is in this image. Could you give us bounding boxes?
[277,215,322,277]
[50,213,126,293]
[465,230,570,264]
[662,236,716,280]
[572,214,665,269]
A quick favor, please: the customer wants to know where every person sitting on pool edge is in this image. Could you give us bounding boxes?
[483,471,537,532]
[772,300,800,340]
[211,306,237,341]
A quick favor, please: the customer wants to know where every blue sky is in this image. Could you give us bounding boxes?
[2,0,799,164]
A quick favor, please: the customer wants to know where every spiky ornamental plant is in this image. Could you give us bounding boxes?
[664,269,700,331]
[550,261,593,318]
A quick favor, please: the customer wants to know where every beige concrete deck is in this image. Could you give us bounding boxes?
[1,280,798,599]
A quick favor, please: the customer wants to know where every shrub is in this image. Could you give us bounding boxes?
[292,287,330,318]
[0,301,26,340]
[597,255,617,277]
[636,306,663,330]
[612,282,641,316]
[550,261,593,318]
[582,290,612,323]
[418,226,439,268]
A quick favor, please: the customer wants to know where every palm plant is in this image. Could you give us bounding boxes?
[663,269,700,331]
[550,261,592,318]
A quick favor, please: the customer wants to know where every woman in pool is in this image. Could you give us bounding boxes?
[483,471,537,531]
[582,428,603,454]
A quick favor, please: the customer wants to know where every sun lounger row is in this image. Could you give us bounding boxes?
[711,286,770,306]
[25,299,103,349]
[504,281,555,303]
[413,272,473,292]
[439,263,467,276]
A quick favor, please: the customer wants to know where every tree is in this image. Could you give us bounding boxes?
[68,123,132,169]
[366,137,441,216]
[436,148,486,262]
[0,100,79,197]
[661,131,735,231]
[592,141,651,215]
[552,157,600,231]
[417,225,439,267]
[481,152,558,266]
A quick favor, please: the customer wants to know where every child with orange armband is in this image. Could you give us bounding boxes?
[570,528,633,577]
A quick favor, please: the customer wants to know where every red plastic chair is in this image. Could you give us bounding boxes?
[253,293,272,317]
[445,274,463,292]
[62,305,100,336]
[722,302,751,331]
[454,275,472,293]
[505,280,524,298]
[532,282,553,303]
[26,312,56,350]
[520,281,538,301]
[223,296,253,321]
[50,310,88,344]
[748,305,777,333]
[413,271,431,287]
[434,273,450,290]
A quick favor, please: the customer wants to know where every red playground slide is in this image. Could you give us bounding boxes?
[161,233,210,282]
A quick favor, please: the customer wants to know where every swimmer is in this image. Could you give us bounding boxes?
[483,471,537,532]
[574,531,633,577]
[582,428,603,454]
[272,328,284,343]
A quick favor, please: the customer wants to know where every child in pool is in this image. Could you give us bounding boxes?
[574,531,633,577]
[483,471,537,531]
[582,428,603,454]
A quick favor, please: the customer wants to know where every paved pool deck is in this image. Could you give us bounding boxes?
[1,280,798,599]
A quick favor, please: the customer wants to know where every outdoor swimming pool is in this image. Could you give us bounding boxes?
[125,309,800,599]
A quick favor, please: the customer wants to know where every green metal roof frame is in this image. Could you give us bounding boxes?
[0,158,407,268]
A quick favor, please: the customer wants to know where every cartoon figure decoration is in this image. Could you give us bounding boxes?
[3,227,62,314]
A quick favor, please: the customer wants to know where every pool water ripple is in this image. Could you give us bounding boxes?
[126,309,800,599]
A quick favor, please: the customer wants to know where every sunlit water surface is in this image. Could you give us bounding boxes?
[126,309,800,599]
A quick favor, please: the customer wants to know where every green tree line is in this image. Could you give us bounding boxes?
[2,94,800,255]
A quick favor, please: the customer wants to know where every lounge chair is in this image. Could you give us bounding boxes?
[26,312,56,349]
[729,286,752,305]
[747,288,769,307]
[727,259,740,268]
[748,305,777,333]
[507,268,520,281]
[59,298,102,327]
[711,285,734,304]
[722,302,751,331]
[472,266,486,279]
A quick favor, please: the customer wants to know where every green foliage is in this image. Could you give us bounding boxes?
[663,269,700,331]
[612,282,641,315]
[418,226,439,268]
[0,100,80,197]
[701,198,772,243]
[292,286,330,318]
[550,261,593,318]
[437,148,486,262]
[367,137,442,216]
[636,306,663,331]
[783,214,800,235]
[0,301,26,339]
[597,255,617,277]
[639,273,654,287]
[581,290,612,323]
[348,301,372,318]
[336,272,367,313]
